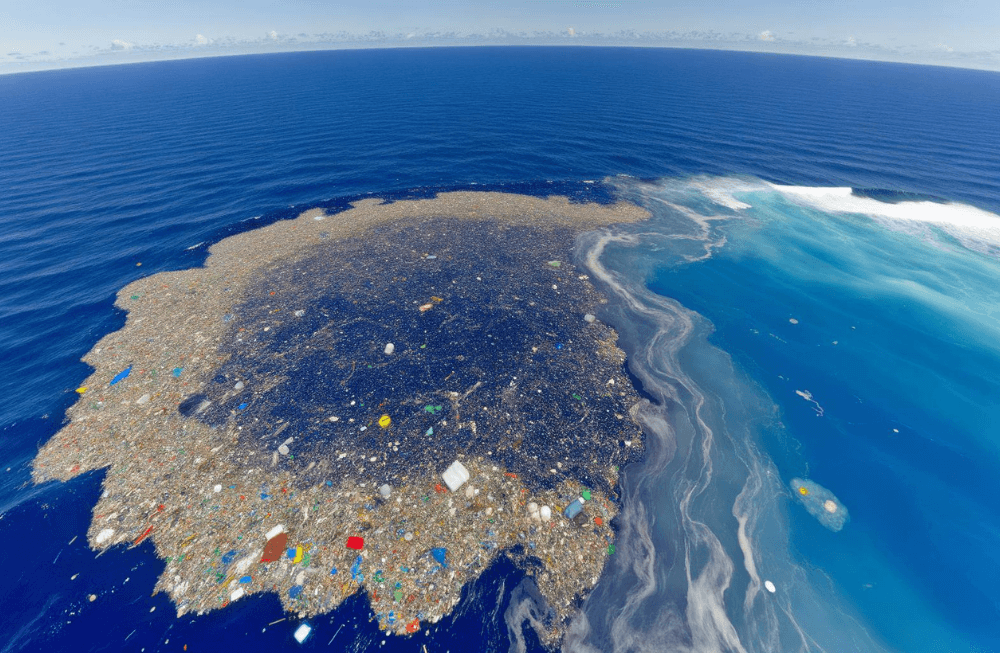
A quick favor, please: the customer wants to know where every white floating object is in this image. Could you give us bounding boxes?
[789,318,799,324]
[213,484,222,493]
[539,505,552,521]
[230,587,245,602]
[583,314,596,323]
[441,460,470,492]
[135,394,150,405]
[384,343,395,354]
[234,381,244,390]
[379,484,391,499]
[764,580,776,593]
[278,444,289,455]
[293,623,312,644]
[293,309,305,317]
[95,528,114,544]
[265,525,285,540]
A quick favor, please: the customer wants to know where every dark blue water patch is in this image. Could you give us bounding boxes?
[178,216,642,497]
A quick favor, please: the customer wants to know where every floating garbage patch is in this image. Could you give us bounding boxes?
[790,477,849,531]
[31,192,650,647]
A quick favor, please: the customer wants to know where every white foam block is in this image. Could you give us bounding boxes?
[293,623,312,643]
[265,524,284,540]
[441,461,470,492]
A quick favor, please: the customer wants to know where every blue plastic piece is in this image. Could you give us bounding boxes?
[110,366,132,385]
[431,547,448,567]
[239,575,252,584]
[172,367,183,377]
[351,554,363,581]
[287,547,296,560]
[238,402,248,410]
[564,499,584,519]
[221,550,236,565]
[288,585,303,599]
[330,566,338,575]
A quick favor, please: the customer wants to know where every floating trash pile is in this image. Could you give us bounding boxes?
[32,192,649,646]
[790,477,849,531]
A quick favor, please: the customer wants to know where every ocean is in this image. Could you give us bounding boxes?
[1,47,999,652]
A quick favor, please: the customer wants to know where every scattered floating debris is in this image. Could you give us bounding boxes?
[790,478,849,531]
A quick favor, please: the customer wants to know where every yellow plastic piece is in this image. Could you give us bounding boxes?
[76,386,87,394]
[378,415,391,428]
[798,487,809,495]
[292,545,303,564]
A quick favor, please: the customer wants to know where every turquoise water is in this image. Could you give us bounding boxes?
[583,177,1000,651]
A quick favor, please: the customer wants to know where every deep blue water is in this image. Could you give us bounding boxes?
[1,47,999,652]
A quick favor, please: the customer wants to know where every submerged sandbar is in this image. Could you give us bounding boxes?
[33,191,650,645]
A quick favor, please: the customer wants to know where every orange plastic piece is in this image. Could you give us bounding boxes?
[406,619,420,633]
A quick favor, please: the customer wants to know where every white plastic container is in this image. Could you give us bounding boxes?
[293,623,312,644]
[441,460,470,492]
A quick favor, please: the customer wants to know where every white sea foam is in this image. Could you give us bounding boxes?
[768,183,1000,252]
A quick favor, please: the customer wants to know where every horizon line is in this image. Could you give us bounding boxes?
[3,42,1000,78]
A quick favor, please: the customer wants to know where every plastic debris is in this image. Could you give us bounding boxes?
[790,478,849,531]
[261,532,288,562]
[564,498,586,519]
[293,623,312,644]
[441,461,470,492]
[583,314,596,323]
[109,366,132,386]
[431,548,448,567]
[378,415,391,428]
[75,386,87,394]
[384,343,395,355]
[346,536,364,550]
[764,580,776,593]
[379,484,392,499]
[230,587,245,602]
[96,528,114,544]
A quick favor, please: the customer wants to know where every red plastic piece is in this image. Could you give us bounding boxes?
[346,536,364,550]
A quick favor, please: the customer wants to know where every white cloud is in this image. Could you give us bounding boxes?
[567,27,575,37]
[759,30,775,42]
[110,39,134,51]
[846,36,857,47]
[194,34,209,46]
[267,30,279,41]
[937,43,954,53]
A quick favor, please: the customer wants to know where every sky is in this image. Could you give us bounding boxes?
[3,0,1000,73]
